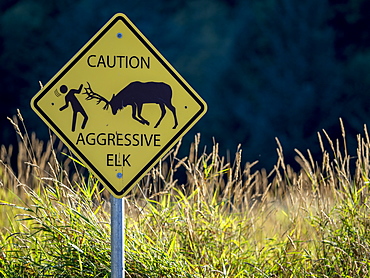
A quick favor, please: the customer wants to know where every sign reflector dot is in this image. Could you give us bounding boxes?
[117,33,123,38]
[116,173,123,179]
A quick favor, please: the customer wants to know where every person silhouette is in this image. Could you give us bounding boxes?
[59,84,88,132]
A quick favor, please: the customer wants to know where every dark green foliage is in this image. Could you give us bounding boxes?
[1,0,370,169]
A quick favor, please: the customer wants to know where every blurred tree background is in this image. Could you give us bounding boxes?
[1,0,370,170]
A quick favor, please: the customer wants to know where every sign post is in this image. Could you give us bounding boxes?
[31,13,207,276]
[111,196,125,278]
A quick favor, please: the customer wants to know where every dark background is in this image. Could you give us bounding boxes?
[1,0,370,171]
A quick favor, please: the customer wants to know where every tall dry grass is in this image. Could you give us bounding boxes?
[1,113,370,277]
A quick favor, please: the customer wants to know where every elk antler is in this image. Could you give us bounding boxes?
[83,82,110,110]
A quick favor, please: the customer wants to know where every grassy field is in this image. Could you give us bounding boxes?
[1,114,370,277]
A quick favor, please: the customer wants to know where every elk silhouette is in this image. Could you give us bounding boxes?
[84,81,178,129]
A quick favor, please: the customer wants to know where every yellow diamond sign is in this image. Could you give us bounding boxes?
[30,13,207,198]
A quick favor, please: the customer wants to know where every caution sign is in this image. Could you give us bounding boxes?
[30,13,207,198]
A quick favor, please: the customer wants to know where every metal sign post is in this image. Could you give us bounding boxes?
[111,195,125,278]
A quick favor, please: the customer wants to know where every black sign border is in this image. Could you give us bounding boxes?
[32,14,206,196]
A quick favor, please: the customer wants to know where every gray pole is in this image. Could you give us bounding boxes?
[111,195,125,278]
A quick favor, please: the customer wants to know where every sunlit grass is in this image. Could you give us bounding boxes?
[1,114,370,277]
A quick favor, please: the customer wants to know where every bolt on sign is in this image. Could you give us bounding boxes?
[31,13,207,198]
